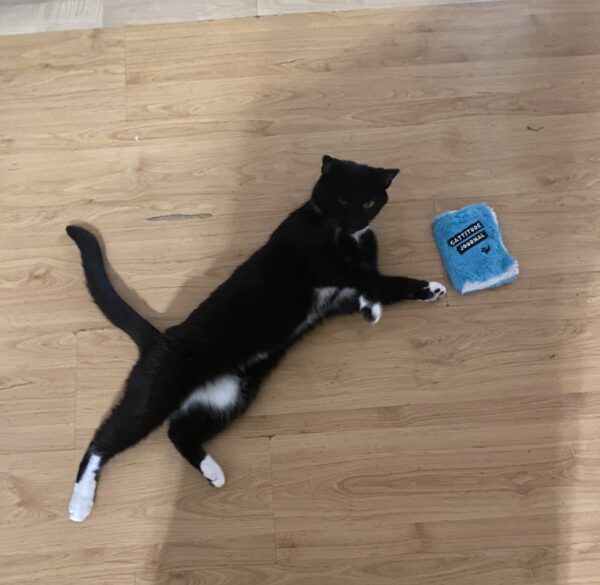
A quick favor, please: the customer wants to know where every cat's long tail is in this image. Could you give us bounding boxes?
[66,225,160,350]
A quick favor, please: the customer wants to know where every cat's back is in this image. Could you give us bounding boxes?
[166,205,324,358]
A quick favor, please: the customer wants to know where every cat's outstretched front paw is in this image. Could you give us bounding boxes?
[419,281,446,302]
[359,296,382,324]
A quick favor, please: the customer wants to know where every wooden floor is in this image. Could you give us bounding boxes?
[2,1,600,583]
[0,0,498,35]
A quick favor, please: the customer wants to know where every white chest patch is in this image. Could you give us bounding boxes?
[294,286,357,336]
[244,351,270,368]
[351,225,371,242]
[313,286,357,313]
[181,375,241,412]
[314,286,339,310]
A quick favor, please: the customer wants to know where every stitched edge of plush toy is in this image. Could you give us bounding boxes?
[461,261,519,293]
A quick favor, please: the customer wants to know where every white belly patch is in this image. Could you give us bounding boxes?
[181,375,241,412]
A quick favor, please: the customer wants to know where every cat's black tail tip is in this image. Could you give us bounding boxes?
[66,226,103,258]
[66,225,99,248]
[66,224,87,240]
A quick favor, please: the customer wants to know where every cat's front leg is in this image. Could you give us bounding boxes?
[375,275,446,304]
[358,295,382,324]
[419,281,446,302]
[347,270,383,324]
[357,277,445,323]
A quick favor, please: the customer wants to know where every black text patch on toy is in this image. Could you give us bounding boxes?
[457,230,488,254]
[447,220,484,247]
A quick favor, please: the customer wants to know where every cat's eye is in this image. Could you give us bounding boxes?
[363,200,375,209]
[337,197,348,207]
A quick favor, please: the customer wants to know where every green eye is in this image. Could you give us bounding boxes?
[363,200,375,209]
[337,197,348,207]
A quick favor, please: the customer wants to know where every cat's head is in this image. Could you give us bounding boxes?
[311,155,399,233]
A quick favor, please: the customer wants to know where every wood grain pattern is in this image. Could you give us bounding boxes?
[0,28,125,130]
[2,2,600,584]
[257,0,500,16]
[0,438,274,584]
[0,0,102,36]
[0,0,508,36]
[103,0,257,27]
[0,367,76,453]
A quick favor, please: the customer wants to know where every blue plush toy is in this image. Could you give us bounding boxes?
[432,203,518,294]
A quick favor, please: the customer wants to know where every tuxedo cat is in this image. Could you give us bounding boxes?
[67,155,445,522]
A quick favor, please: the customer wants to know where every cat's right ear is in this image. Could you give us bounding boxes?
[321,155,338,175]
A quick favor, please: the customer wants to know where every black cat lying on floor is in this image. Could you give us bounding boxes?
[67,155,445,522]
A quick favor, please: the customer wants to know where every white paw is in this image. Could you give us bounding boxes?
[359,296,382,324]
[68,453,100,522]
[423,281,446,302]
[69,483,95,522]
[370,302,382,323]
[200,454,226,488]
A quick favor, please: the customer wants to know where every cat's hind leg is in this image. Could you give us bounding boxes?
[167,372,250,487]
[69,364,177,522]
[168,406,232,488]
[168,358,278,487]
[69,449,103,522]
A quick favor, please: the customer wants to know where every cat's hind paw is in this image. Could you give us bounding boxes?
[200,454,226,488]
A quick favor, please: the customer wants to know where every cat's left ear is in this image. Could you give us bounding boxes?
[379,168,400,189]
[322,155,339,175]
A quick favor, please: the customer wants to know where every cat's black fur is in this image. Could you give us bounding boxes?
[66,156,445,521]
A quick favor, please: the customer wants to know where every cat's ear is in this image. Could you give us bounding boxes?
[379,168,400,189]
[321,155,339,175]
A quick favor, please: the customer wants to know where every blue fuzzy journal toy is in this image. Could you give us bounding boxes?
[432,203,518,294]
